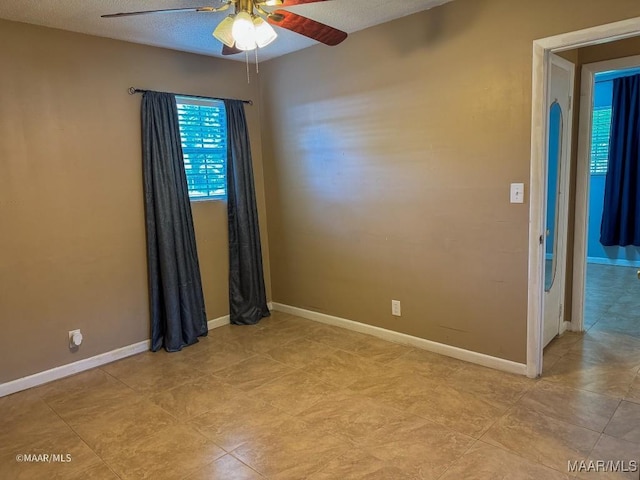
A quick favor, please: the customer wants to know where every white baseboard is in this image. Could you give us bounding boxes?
[2,300,522,397]
[0,313,231,398]
[0,340,150,399]
[587,256,640,268]
[208,315,230,330]
[271,303,527,376]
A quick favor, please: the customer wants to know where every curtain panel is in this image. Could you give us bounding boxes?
[142,91,208,351]
[601,74,640,246]
[225,99,270,325]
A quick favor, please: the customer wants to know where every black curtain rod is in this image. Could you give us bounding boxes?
[128,87,253,106]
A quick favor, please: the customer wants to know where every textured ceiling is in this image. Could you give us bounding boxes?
[0,0,454,61]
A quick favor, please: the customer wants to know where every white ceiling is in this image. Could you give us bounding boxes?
[0,0,454,61]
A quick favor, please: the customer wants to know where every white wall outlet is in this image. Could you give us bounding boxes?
[69,329,83,349]
[391,300,401,317]
[510,183,525,204]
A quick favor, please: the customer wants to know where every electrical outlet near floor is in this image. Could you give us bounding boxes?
[69,329,83,350]
[391,300,401,317]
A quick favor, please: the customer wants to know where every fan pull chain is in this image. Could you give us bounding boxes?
[245,50,250,84]
[255,47,259,74]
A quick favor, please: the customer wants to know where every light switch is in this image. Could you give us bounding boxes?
[510,183,525,204]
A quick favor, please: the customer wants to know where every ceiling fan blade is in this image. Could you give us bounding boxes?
[222,44,243,55]
[271,0,330,5]
[255,0,329,5]
[101,5,226,18]
[267,10,347,46]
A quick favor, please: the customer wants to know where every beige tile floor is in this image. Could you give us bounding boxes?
[1,265,639,479]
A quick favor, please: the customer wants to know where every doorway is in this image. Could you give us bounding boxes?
[527,17,640,378]
[573,56,640,335]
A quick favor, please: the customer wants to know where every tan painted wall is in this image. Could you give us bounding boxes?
[259,0,640,363]
[0,19,271,383]
[580,35,640,65]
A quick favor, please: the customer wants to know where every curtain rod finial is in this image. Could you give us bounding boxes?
[128,87,137,95]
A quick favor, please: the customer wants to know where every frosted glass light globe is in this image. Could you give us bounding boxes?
[232,11,257,51]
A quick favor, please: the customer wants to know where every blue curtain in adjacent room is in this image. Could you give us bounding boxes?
[600,74,640,246]
[225,99,270,325]
[142,91,208,351]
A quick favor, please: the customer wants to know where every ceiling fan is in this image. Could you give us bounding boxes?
[102,0,348,56]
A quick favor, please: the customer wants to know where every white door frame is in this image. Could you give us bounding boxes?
[571,54,640,333]
[527,17,640,378]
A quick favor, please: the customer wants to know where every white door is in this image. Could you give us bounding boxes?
[543,54,575,347]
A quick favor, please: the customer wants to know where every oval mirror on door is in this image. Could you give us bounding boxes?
[545,101,564,292]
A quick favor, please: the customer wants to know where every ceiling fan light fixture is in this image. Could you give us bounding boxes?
[213,15,235,47]
[232,11,257,51]
[253,16,277,48]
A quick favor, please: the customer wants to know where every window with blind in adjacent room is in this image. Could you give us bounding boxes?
[590,106,612,175]
[176,96,227,199]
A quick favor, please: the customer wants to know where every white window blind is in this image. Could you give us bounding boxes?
[176,96,227,199]
[590,106,612,175]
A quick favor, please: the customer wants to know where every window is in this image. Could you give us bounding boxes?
[176,96,227,199]
[590,106,612,175]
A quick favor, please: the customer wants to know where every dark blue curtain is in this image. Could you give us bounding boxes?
[600,74,640,247]
[225,100,270,325]
[142,91,208,351]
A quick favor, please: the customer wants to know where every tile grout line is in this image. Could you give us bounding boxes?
[434,437,482,480]
[479,402,609,476]
[41,395,125,480]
